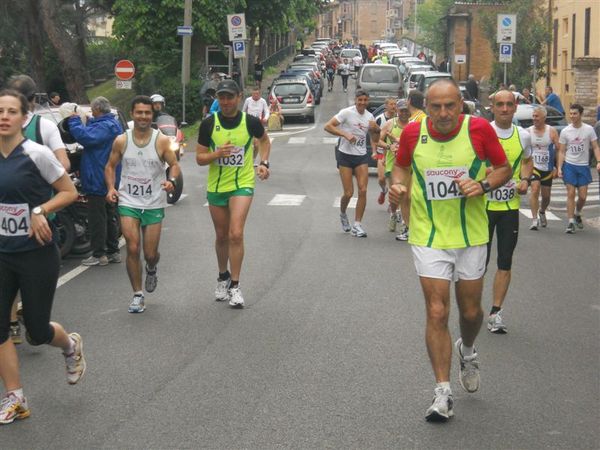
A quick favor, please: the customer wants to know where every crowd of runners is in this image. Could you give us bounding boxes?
[0,37,599,426]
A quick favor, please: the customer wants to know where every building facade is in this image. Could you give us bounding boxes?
[316,0,389,44]
[545,0,599,123]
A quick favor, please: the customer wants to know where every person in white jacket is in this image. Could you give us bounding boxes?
[242,88,269,125]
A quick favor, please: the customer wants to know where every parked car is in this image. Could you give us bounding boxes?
[340,48,363,69]
[513,104,567,133]
[404,70,433,96]
[273,71,321,105]
[355,63,402,110]
[415,71,453,93]
[269,78,315,123]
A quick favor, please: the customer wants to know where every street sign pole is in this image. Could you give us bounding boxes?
[503,63,507,86]
[531,54,537,103]
[180,0,192,126]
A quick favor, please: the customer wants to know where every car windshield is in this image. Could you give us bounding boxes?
[361,67,399,83]
[274,84,307,96]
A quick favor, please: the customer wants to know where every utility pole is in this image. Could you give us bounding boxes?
[181,0,192,126]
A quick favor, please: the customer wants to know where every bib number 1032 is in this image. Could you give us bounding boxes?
[217,147,244,167]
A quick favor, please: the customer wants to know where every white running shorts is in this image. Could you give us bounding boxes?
[411,245,487,282]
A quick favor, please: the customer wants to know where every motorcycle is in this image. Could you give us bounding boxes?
[154,114,185,204]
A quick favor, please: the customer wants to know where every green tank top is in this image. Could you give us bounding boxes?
[385,120,403,174]
[23,114,42,143]
[486,125,523,211]
[409,116,488,249]
[207,113,255,193]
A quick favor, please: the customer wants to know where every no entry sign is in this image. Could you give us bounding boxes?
[114,60,135,81]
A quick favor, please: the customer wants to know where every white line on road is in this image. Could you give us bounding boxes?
[323,137,339,144]
[57,237,125,289]
[268,194,306,206]
[519,209,560,220]
[333,197,357,208]
[288,137,307,144]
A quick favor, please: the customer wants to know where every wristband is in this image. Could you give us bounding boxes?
[260,161,270,169]
[478,179,492,193]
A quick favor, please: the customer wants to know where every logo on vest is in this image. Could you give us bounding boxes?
[215,125,221,131]
[0,205,27,216]
[421,135,428,144]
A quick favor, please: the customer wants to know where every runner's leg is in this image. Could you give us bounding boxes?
[530,180,541,218]
[540,185,551,212]
[420,277,452,382]
[339,166,355,215]
[566,183,576,220]
[354,164,369,222]
[227,195,253,282]
[209,205,230,274]
[455,278,484,347]
[141,222,162,269]
[576,185,588,214]
[120,216,143,292]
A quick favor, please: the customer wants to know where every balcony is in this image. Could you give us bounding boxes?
[386,9,398,18]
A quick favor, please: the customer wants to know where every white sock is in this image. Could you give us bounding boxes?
[436,382,451,391]
[354,221,361,227]
[7,388,24,400]
[461,343,474,358]
[569,218,576,224]
[134,291,143,297]
[63,336,75,355]
[575,209,581,216]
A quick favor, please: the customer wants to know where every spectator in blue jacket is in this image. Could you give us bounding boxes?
[541,86,564,115]
[68,96,123,266]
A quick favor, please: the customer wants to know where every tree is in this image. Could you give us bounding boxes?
[407,0,454,55]
[478,0,550,91]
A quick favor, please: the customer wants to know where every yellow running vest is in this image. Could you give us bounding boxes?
[409,116,488,249]
[385,120,403,173]
[486,125,523,211]
[207,113,255,193]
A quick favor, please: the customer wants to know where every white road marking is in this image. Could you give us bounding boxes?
[203,202,209,207]
[323,137,339,144]
[288,137,307,144]
[57,237,125,289]
[333,197,358,208]
[590,305,600,311]
[519,209,560,220]
[268,194,306,206]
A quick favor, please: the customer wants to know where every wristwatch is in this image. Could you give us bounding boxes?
[32,206,46,217]
[478,179,492,193]
[259,160,270,169]
[520,177,531,186]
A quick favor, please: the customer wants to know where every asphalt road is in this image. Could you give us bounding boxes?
[3,78,599,449]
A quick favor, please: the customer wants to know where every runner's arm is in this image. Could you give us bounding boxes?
[324,116,354,142]
[591,139,600,172]
[556,143,566,177]
[157,134,181,191]
[377,121,392,149]
[104,133,126,201]
[550,127,560,171]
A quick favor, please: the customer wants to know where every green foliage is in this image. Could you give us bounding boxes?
[478,0,550,90]
[408,0,455,54]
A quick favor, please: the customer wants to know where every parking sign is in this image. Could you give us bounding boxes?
[497,14,517,43]
[499,43,513,63]
[233,40,245,59]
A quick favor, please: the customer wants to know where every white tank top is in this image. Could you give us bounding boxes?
[528,125,552,171]
[118,129,166,209]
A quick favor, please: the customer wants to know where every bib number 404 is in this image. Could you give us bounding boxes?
[1,216,29,236]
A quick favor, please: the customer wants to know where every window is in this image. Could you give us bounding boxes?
[571,14,576,57]
[552,19,558,69]
[562,17,568,36]
[584,8,591,56]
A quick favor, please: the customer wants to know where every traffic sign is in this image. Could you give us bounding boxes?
[227,13,246,41]
[116,80,132,90]
[233,40,246,59]
[114,59,135,81]
[497,14,517,43]
[499,43,513,63]
[177,26,193,36]
[454,54,466,65]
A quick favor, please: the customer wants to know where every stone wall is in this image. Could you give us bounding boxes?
[573,57,600,124]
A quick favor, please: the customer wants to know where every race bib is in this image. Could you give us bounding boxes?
[0,203,30,237]
[124,176,153,197]
[533,148,550,165]
[488,180,517,202]
[424,167,468,201]
[216,146,245,167]
[568,142,585,154]
[353,136,366,149]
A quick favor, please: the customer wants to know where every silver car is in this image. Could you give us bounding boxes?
[269,78,315,123]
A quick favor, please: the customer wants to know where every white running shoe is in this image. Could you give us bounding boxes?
[455,338,480,393]
[487,309,507,334]
[395,226,409,241]
[351,223,367,237]
[0,392,30,424]
[215,278,231,301]
[64,332,86,385]
[529,219,539,231]
[425,387,454,422]
[539,212,547,228]
[228,287,245,308]
[128,294,145,313]
[340,213,351,233]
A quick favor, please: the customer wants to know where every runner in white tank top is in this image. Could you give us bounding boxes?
[527,107,561,230]
[105,96,181,313]
[118,128,166,209]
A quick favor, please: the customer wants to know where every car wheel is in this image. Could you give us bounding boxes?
[307,115,315,123]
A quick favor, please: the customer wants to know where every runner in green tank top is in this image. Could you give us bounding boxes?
[377,99,410,235]
[485,90,533,334]
[196,80,271,308]
[389,79,512,422]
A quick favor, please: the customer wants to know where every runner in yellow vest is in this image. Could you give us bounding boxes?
[377,99,410,235]
[486,90,533,334]
[389,79,511,422]
[196,80,271,308]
